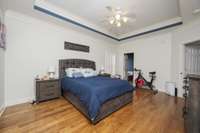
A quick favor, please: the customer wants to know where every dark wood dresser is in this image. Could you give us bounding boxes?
[35,79,61,103]
[183,74,200,133]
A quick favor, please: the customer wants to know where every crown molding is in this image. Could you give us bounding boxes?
[34,5,119,41]
[119,21,183,41]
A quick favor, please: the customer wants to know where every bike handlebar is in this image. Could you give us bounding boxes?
[134,68,141,72]
[134,68,156,76]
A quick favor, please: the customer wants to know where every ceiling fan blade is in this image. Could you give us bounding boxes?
[106,6,114,12]
[121,11,128,15]
[106,6,121,14]
[126,13,136,18]
[122,17,136,23]
[115,7,122,12]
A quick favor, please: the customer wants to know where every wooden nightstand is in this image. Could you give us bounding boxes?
[98,73,111,77]
[35,79,61,103]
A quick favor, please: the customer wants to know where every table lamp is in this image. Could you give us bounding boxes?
[99,66,105,74]
[48,66,55,79]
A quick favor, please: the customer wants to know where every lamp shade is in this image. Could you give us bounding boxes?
[100,66,105,71]
[48,66,55,73]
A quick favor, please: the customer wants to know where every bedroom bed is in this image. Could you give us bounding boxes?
[59,59,134,124]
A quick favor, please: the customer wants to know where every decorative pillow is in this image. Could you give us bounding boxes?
[65,68,80,78]
[72,72,83,78]
[81,68,97,78]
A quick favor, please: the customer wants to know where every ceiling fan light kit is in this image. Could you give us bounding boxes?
[109,19,114,24]
[115,14,121,20]
[117,22,121,27]
[123,17,128,23]
[106,6,136,28]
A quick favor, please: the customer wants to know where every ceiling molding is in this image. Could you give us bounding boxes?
[34,5,183,42]
[34,5,119,41]
[119,21,183,41]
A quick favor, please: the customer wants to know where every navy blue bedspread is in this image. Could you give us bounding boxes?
[61,76,134,120]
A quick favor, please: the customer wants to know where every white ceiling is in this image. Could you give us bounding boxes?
[1,0,200,41]
[46,0,181,36]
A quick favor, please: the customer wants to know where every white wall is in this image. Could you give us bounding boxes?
[0,48,5,112]
[4,8,200,106]
[0,3,5,114]
[5,10,116,106]
[171,17,200,97]
[116,32,172,92]
[116,17,200,97]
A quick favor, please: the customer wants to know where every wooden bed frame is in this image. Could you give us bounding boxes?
[59,59,133,124]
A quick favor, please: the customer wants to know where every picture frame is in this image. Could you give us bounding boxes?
[64,41,90,53]
[0,9,6,49]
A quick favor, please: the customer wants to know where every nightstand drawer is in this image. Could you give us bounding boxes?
[39,85,58,94]
[39,91,58,101]
[39,82,59,90]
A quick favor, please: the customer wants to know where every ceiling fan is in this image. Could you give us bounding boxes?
[104,6,136,28]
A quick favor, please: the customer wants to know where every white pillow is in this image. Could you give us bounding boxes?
[65,68,81,77]
[81,68,97,77]
[80,68,92,73]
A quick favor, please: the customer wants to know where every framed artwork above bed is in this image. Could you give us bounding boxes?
[64,41,89,53]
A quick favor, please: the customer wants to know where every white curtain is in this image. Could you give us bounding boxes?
[105,51,116,75]
[124,54,128,80]
[111,55,116,75]
[185,46,200,75]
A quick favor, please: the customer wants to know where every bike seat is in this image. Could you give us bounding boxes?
[149,71,156,75]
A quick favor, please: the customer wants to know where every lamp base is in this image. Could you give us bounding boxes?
[49,73,55,79]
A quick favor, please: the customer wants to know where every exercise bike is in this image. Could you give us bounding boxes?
[134,68,158,94]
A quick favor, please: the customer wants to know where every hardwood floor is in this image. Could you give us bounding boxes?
[0,89,184,133]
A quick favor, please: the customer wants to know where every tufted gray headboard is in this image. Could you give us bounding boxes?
[59,59,96,78]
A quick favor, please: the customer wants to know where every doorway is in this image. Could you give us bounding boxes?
[124,53,134,83]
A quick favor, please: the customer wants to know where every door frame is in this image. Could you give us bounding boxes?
[124,52,134,81]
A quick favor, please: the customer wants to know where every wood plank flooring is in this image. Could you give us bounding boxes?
[0,89,185,133]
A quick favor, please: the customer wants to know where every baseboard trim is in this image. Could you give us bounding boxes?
[5,97,34,107]
[0,104,6,117]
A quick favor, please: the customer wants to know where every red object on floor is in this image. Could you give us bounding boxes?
[135,79,144,88]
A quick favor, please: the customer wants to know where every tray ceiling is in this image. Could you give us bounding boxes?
[44,0,181,37]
